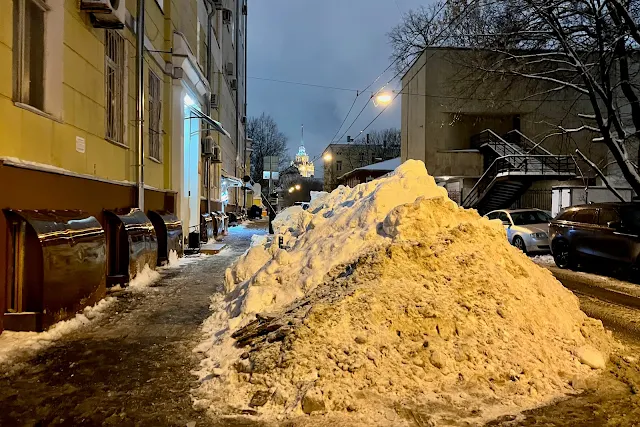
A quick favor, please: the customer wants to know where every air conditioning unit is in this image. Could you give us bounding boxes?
[173,66,184,79]
[213,0,223,10]
[230,79,237,90]
[81,0,126,29]
[201,137,222,163]
[226,62,234,76]
[210,93,218,109]
[211,144,222,163]
[222,8,233,23]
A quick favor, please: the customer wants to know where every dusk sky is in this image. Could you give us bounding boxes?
[247,0,428,174]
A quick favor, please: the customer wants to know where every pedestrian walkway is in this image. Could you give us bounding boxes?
[0,221,267,426]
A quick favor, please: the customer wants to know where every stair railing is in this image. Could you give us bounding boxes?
[461,154,577,208]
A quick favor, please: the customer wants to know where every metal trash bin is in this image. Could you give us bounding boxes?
[104,208,157,286]
[216,211,229,235]
[147,210,183,265]
[211,212,224,238]
[2,209,106,331]
[200,213,214,243]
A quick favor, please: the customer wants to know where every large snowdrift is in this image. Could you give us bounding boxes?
[194,160,612,426]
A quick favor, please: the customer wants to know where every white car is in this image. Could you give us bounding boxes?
[485,209,552,254]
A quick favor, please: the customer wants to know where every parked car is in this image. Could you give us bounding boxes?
[294,201,310,210]
[549,203,640,270]
[485,209,552,253]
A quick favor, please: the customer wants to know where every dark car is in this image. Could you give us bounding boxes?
[549,202,640,270]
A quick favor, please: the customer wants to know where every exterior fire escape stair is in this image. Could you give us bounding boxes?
[461,130,579,214]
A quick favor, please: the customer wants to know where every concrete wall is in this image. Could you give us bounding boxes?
[401,48,609,179]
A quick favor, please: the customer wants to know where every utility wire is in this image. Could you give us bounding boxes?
[311,0,478,165]
[248,76,359,93]
[323,0,452,147]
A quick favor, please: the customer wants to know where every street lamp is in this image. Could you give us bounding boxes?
[373,92,393,107]
[288,187,295,193]
[323,153,332,162]
[295,184,301,190]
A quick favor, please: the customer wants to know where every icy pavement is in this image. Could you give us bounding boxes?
[0,221,267,426]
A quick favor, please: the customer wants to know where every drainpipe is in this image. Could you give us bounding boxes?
[205,0,215,214]
[136,0,146,210]
[235,0,241,211]
[243,1,248,209]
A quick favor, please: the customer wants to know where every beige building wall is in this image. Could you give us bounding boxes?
[401,48,608,181]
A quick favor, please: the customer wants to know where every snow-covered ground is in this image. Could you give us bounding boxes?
[0,297,116,366]
[0,250,213,367]
[531,254,640,299]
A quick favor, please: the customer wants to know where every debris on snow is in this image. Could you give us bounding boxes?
[194,160,613,425]
[0,297,116,366]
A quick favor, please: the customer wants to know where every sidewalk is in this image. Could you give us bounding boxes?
[0,221,266,426]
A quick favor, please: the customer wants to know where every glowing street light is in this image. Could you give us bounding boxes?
[295,184,301,190]
[323,153,332,162]
[373,92,393,107]
[288,187,295,193]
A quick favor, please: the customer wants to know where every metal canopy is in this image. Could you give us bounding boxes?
[188,108,231,138]
[3,209,106,329]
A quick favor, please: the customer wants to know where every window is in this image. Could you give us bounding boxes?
[510,210,551,225]
[486,212,500,220]
[598,208,619,226]
[620,207,640,234]
[105,30,125,144]
[498,212,511,225]
[556,209,576,221]
[572,208,598,224]
[149,71,162,161]
[336,160,342,172]
[13,0,48,111]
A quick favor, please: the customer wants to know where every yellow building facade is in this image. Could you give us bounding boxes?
[0,0,248,333]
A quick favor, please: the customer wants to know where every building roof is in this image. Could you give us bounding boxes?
[337,157,402,181]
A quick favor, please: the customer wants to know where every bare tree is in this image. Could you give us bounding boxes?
[340,128,402,169]
[390,0,640,194]
[247,113,289,183]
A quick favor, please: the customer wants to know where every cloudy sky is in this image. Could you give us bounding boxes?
[247,0,427,175]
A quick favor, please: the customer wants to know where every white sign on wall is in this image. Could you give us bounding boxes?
[75,136,86,153]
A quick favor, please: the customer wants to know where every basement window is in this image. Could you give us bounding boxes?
[13,0,48,111]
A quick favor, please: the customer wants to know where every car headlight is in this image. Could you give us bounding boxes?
[530,232,548,239]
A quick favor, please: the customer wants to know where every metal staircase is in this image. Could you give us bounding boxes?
[462,130,578,214]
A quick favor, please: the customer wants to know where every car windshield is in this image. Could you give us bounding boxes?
[510,210,551,225]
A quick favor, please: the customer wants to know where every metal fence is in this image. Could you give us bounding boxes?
[510,189,553,211]
[447,190,462,205]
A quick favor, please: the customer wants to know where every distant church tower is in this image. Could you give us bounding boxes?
[293,125,314,178]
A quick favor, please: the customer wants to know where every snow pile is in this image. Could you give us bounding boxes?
[0,297,116,366]
[128,264,161,289]
[195,161,613,425]
[223,160,448,326]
